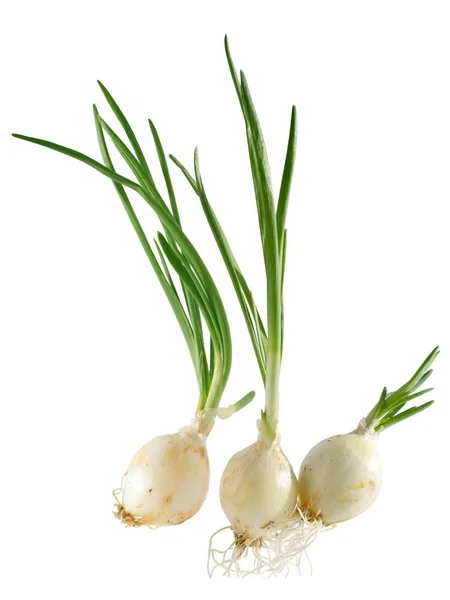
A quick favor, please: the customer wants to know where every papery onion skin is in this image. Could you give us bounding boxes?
[298,432,382,525]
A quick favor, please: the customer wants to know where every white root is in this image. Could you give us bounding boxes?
[207,509,327,578]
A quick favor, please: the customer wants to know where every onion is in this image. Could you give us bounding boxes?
[297,347,439,528]
[220,436,298,542]
[115,424,209,527]
[209,427,320,577]
[298,429,382,525]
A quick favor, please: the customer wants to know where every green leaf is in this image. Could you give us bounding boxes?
[240,71,277,257]
[239,70,283,431]
[382,401,407,423]
[224,35,244,113]
[169,154,198,193]
[395,347,439,397]
[157,232,209,396]
[280,229,287,291]
[91,109,200,390]
[13,126,233,411]
[373,386,388,419]
[191,150,267,379]
[276,106,297,242]
[96,115,162,201]
[365,347,439,431]
[174,143,269,359]
[217,391,255,419]
[209,338,216,383]
[148,119,181,224]
[148,121,208,393]
[96,86,180,247]
[97,106,211,403]
[154,238,179,293]
[12,133,140,191]
[97,81,156,187]
[157,233,222,350]
[93,118,233,391]
[376,401,434,432]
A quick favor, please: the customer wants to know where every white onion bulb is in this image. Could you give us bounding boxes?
[220,437,298,542]
[117,425,209,527]
[298,430,382,525]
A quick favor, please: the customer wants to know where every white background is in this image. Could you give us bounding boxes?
[1,0,449,598]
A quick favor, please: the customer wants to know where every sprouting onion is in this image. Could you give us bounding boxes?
[298,346,438,526]
[172,37,293,443]
[171,37,311,574]
[13,83,254,528]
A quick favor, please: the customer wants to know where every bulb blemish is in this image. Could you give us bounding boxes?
[343,491,364,503]
[135,451,147,466]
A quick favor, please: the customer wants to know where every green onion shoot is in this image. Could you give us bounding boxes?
[172,36,311,574]
[12,83,255,529]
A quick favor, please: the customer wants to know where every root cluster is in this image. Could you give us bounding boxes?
[208,510,327,578]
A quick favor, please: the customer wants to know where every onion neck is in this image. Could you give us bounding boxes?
[195,355,226,436]
[353,418,378,437]
[264,243,283,444]
[264,350,281,440]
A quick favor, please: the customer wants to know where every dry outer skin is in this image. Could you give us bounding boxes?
[298,432,382,525]
[117,427,210,527]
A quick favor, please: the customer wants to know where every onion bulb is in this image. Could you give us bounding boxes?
[208,427,320,577]
[298,427,382,525]
[115,423,209,527]
[220,436,298,543]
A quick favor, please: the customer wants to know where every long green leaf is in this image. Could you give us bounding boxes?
[157,233,223,357]
[12,131,233,397]
[12,133,139,191]
[365,347,439,430]
[91,110,200,390]
[376,401,434,431]
[97,81,156,187]
[191,150,267,381]
[96,115,163,202]
[224,35,245,114]
[95,116,231,377]
[394,347,439,397]
[148,119,180,223]
[276,106,297,242]
[149,120,208,393]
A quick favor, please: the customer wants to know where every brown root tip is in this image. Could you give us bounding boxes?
[112,487,143,528]
[232,534,248,559]
[231,531,267,559]
[113,503,144,527]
